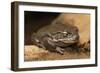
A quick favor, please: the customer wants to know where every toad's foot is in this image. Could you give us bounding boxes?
[56,47,64,55]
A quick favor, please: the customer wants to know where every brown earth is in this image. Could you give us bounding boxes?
[24,45,90,61]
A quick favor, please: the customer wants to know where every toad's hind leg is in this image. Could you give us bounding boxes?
[56,47,64,55]
[37,43,46,49]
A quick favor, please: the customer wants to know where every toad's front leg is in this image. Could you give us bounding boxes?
[56,47,64,55]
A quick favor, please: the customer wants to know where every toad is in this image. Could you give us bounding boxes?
[31,24,79,55]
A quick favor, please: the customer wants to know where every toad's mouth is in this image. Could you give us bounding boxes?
[59,40,79,44]
[52,35,79,44]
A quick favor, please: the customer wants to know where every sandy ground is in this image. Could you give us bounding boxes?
[24,45,90,61]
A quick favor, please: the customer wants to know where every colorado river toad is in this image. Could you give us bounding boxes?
[31,24,79,55]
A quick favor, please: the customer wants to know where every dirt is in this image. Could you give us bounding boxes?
[24,45,90,61]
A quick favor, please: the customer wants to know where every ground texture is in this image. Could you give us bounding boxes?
[24,45,90,61]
